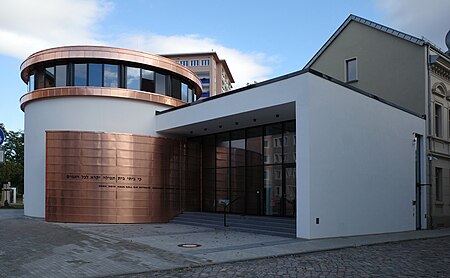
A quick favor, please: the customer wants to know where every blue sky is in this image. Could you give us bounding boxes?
[1,0,449,131]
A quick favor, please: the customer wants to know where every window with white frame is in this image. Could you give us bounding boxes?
[179,60,189,66]
[201,59,210,66]
[190,60,199,67]
[345,58,357,82]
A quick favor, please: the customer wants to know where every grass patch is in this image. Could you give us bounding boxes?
[0,204,24,209]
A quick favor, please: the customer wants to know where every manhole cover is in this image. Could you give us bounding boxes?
[177,243,202,248]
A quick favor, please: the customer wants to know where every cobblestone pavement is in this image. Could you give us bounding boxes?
[2,210,450,278]
[121,236,450,278]
[0,211,205,278]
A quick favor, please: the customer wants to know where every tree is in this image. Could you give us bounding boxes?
[0,123,24,194]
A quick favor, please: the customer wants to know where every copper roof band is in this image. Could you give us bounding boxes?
[20,45,202,96]
[20,87,186,111]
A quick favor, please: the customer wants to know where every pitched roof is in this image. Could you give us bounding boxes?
[304,14,426,68]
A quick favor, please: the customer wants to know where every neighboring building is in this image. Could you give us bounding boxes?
[305,14,450,228]
[20,45,425,239]
[162,52,234,98]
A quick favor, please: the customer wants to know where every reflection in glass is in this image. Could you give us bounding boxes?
[264,165,282,216]
[155,72,166,95]
[194,120,296,217]
[172,78,181,100]
[246,127,263,166]
[264,123,282,165]
[141,69,155,92]
[45,67,55,88]
[285,166,296,217]
[126,67,140,90]
[230,130,245,167]
[74,64,87,86]
[28,74,35,92]
[202,135,216,169]
[202,168,216,212]
[284,121,296,163]
[181,83,188,102]
[216,133,229,168]
[216,168,229,210]
[88,64,102,86]
[230,167,245,213]
[188,87,193,103]
[55,65,67,87]
[103,64,119,87]
[36,69,45,89]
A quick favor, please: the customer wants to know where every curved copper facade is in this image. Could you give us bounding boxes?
[20,87,186,111]
[46,131,200,223]
[20,45,202,97]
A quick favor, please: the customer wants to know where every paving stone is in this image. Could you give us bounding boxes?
[1,209,450,278]
[124,236,450,278]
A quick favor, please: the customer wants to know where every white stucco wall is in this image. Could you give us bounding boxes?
[157,72,425,239]
[24,96,169,217]
[297,74,425,238]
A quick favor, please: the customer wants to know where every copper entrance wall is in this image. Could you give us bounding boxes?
[46,131,200,223]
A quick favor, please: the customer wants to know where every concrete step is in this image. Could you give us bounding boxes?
[171,218,296,234]
[171,211,296,238]
[179,211,296,226]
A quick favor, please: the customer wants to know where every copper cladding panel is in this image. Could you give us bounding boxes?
[20,87,185,111]
[46,131,199,224]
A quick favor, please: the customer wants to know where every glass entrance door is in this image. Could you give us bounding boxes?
[262,165,296,217]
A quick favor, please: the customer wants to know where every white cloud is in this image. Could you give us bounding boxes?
[0,0,274,88]
[115,34,274,88]
[0,0,112,59]
[374,0,450,50]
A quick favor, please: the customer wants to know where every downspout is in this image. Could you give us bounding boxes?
[426,44,433,229]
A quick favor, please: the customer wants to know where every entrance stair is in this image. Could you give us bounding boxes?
[171,211,296,238]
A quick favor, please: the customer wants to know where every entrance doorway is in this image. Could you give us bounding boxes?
[197,120,296,218]
[263,164,296,217]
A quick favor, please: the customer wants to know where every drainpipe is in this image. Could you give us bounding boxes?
[426,44,433,229]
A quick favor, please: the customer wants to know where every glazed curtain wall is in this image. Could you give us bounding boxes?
[46,131,200,223]
[196,120,296,216]
[29,62,197,103]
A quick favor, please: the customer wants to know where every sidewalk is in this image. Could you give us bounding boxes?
[1,210,449,277]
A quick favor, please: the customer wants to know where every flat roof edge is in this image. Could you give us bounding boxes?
[157,67,425,120]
